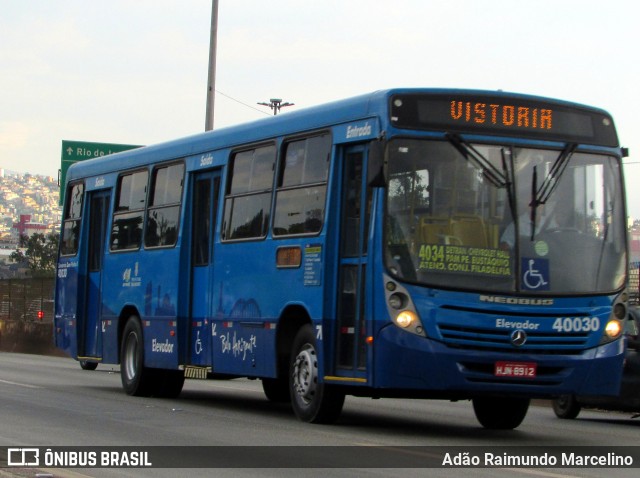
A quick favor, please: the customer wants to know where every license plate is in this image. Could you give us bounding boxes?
[494,361,537,378]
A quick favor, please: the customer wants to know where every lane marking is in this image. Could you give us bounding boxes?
[0,378,42,389]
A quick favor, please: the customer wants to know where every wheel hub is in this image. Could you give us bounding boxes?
[124,333,138,380]
[292,345,317,404]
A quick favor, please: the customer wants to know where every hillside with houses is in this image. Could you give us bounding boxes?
[0,169,60,277]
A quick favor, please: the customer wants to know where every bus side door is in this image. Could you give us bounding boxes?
[335,145,373,379]
[188,170,220,367]
[80,190,110,360]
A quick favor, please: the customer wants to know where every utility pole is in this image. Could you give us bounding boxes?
[205,0,219,131]
[257,98,294,115]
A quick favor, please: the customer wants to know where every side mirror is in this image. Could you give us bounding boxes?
[367,136,387,187]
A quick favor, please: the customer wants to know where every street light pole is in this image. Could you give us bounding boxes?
[205,0,219,131]
[257,98,294,115]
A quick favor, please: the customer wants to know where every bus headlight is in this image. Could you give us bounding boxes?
[604,319,622,339]
[384,274,426,337]
[600,291,627,344]
[395,311,417,328]
[388,292,408,310]
[613,303,626,320]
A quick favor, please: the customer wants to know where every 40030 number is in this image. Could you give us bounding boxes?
[552,317,600,333]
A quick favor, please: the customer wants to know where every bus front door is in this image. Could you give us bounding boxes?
[80,190,110,361]
[188,170,220,369]
[335,146,373,379]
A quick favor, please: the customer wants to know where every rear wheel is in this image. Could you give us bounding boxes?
[154,369,185,398]
[289,324,345,423]
[472,397,530,429]
[120,316,154,397]
[79,360,98,371]
[552,395,581,419]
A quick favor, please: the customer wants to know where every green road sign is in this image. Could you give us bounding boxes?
[59,140,142,205]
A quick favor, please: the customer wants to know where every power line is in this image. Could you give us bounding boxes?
[215,89,272,116]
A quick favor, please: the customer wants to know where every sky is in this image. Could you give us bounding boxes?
[2,0,640,216]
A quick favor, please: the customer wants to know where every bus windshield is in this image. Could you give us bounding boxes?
[384,138,627,294]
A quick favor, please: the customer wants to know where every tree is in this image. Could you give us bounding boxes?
[10,233,59,277]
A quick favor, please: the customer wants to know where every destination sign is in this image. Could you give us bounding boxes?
[390,93,619,147]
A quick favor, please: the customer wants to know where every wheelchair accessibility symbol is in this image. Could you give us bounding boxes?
[195,330,203,355]
[521,257,550,291]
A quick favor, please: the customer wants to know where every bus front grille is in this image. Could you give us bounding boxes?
[437,323,589,354]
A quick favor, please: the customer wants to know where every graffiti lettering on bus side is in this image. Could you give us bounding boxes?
[220,332,257,361]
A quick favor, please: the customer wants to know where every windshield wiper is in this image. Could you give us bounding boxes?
[530,165,539,241]
[528,143,577,241]
[535,143,577,206]
[446,133,507,188]
[500,147,517,229]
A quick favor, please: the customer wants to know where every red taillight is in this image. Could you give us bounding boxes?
[37,311,44,320]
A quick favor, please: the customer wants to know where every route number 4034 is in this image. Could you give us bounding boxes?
[552,317,600,333]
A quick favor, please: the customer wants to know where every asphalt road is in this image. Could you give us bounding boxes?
[1,352,639,478]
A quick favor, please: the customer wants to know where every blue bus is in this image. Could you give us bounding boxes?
[54,88,630,429]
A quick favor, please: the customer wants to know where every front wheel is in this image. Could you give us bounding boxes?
[289,324,345,423]
[262,377,290,403]
[552,395,581,419]
[472,397,530,430]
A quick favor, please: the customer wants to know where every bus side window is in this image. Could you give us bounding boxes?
[60,182,84,256]
[273,134,331,236]
[145,163,184,248]
[110,170,148,251]
[222,144,275,240]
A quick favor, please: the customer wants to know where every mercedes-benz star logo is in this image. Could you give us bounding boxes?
[510,329,527,347]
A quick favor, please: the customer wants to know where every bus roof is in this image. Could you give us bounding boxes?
[65,88,616,182]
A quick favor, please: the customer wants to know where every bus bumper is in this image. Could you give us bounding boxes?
[373,324,625,398]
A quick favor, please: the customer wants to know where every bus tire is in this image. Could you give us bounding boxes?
[552,395,581,419]
[79,360,98,371]
[472,396,530,430]
[153,369,185,398]
[120,316,154,397]
[262,377,291,403]
[289,324,345,424]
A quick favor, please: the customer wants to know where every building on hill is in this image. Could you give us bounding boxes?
[0,171,61,240]
[12,215,49,238]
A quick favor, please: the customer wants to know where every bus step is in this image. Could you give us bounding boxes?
[184,366,210,380]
